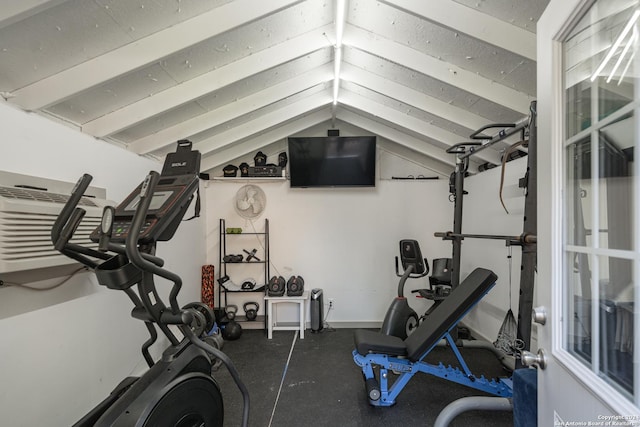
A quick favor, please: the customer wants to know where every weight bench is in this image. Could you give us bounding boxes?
[353,267,513,406]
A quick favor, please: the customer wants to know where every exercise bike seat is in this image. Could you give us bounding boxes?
[412,285,451,301]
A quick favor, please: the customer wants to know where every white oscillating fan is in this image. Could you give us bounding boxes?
[234,184,266,220]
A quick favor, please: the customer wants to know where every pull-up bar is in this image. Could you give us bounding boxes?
[434,231,537,246]
[458,116,530,160]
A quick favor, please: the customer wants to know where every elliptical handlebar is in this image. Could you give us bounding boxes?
[125,171,184,316]
[51,173,93,246]
[54,207,86,251]
[124,171,251,427]
[51,174,112,268]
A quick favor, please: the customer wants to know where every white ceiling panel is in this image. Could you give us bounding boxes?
[453,0,548,32]
[342,47,524,123]
[1,0,548,174]
[349,0,534,93]
[0,0,131,91]
[341,80,474,139]
[185,83,331,148]
[47,62,178,123]
[113,49,333,144]
[156,0,332,85]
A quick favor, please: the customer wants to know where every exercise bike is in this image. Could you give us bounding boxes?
[380,240,453,339]
[52,141,249,427]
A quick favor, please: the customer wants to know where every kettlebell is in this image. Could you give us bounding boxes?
[243,302,260,321]
[222,319,242,341]
[225,304,238,321]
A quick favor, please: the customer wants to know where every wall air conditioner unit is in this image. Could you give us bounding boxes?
[0,170,110,275]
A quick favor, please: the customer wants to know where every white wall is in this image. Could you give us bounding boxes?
[205,146,531,345]
[0,102,206,426]
[205,150,454,326]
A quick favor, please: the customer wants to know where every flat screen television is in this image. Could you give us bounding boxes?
[287,136,376,188]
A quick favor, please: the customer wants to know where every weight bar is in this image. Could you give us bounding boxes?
[434,231,536,246]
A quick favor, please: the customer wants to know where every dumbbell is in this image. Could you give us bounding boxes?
[203,333,225,372]
[223,254,244,263]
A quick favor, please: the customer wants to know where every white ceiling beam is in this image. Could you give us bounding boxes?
[195,92,333,155]
[339,91,501,165]
[336,107,454,171]
[380,0,536,61]
[200,109,333,172]
[0,0,67,29]
[10,0,304,110]
[82,27,332,137]
[341,64,488,131]
[131,65,334,155]
[344,25,533,114]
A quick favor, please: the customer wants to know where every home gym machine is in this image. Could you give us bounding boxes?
[352,102,539,420]
[51,140,250,427]
[438,101,538,364]
[432,101,539,425]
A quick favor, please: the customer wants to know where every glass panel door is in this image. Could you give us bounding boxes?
[563,0,638,401]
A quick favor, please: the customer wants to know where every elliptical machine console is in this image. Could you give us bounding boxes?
[89,139,200,245]
[51,140,249,427]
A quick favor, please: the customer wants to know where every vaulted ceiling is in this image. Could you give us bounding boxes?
[0,0,547,176]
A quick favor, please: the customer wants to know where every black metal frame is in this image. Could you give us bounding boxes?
[437,101,538,359]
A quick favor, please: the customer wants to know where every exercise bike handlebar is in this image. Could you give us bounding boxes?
[394,257,429,298]
[395,256,430,278]
[397,264,414,298]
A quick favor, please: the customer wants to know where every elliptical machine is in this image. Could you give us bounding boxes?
[51,141,249,427]
[380,239,429,339]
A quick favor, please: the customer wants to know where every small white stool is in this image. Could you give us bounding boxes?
[264,290,310,339]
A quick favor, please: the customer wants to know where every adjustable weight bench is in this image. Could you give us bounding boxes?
[353,267,513,406]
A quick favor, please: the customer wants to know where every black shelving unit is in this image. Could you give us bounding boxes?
[218,218,269,331]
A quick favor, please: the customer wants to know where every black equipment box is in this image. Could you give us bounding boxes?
[248,166,282,178]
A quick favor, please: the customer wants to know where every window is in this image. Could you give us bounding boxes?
[563,0,638,401]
